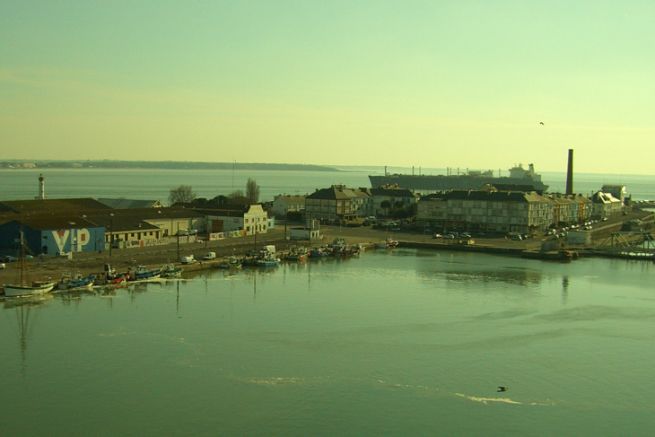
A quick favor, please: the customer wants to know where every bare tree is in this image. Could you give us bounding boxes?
[169,185,196,205]
[227,190,248,207]
[246,178,260,204]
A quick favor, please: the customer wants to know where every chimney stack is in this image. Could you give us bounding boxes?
[565,149,574,195]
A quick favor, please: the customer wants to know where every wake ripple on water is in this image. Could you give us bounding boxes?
[454,393,555,406]
[374,378,554,407]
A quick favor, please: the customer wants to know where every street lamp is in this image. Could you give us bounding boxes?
[69,221,76,260]
[109,213,114,258]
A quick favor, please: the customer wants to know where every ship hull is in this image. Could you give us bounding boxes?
[369,174,548,192]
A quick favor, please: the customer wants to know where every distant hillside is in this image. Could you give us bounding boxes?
[0,160,340,172]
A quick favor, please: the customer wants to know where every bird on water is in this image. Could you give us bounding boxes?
[497,386,508,392]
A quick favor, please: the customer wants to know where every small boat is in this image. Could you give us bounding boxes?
[309,247,329,258]
[128,266,162,282]
[106,275,128,287]
[4,281,56,298]
[257,252,280,267]
[3,229,56,298]
[284,247,308,262]
[57,274,96,292]
[377,238,399,249]
[160,264,183,278]
[216,256,243,269]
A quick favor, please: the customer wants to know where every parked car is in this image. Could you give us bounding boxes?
[444,234,456,239]
[180,255,195,264]
[0,262,6,269]
[433,233,443,239]
[202,251,217,260]
[2,255,17,263]
[460,232,472,238]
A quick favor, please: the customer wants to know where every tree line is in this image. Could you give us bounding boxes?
[169,178,260,207]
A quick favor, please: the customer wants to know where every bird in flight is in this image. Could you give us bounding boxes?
[539,121,545,125]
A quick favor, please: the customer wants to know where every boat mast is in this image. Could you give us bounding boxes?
[18,228,25,285]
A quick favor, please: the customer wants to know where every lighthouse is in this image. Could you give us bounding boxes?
[36,173,46,200]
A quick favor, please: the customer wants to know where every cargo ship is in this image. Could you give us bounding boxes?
[369,164,548,193]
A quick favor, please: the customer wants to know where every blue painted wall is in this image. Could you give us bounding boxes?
[0,222,105,256]
[40,227,105,255]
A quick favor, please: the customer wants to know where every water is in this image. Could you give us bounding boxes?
[1,167,654,202]
[2,250,654,435]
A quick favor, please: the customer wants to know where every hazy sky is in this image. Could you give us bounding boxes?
[1,1,653,173]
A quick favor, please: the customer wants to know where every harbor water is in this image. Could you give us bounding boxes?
[1,167,654,202]
[2,249,654,435]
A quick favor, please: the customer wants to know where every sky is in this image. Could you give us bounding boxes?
[1,0,654,174]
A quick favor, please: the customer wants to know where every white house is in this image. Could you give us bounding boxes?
[205,204,269,236]
[591,191,623,219]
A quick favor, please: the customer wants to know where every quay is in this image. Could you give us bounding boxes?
[1,209,653,294]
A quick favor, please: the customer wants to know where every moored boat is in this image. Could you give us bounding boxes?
[128,266,162,282]
[56,274,96,292]
[4,281,56,298]
[2,229,55,298]
[284,247,309,262]
[216,256,243,269]
[257,252,280,267]
[376,238,399,249]
[160,264,183,278]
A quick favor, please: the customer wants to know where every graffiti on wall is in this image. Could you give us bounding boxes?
[51,228,92,253]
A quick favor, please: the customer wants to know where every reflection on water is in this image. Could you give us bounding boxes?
[4,295,53,376]
[562,275,569,304]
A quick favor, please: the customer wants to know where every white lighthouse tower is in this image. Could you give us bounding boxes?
[36,173,46,200]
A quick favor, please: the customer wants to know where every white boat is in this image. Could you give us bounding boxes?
[376,238,399,249]
[4,281,56,298]
[3,229,56,298]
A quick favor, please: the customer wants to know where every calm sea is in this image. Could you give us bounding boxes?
[0,167,653,202]
[2,250,654,435]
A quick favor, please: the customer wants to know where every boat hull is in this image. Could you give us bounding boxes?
[3,282,55,297]
[369,174,548,192]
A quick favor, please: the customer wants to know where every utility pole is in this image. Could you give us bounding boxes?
[109,213,114,258]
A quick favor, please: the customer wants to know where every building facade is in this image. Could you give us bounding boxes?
[205,204,269,236]
[417,190,553,234]
[369,186,418,217]
[271,195,306,218]
[305,185,370,223]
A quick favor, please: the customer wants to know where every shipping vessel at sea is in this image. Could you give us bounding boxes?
[369,163,548,193]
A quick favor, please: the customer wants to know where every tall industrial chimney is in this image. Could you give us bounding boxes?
[565,149,573,195]
[37,173,46,200]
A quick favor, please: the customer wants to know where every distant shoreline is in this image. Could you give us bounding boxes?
[0,160,340,172]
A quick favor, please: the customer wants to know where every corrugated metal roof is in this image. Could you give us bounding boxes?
[97,198,163,209]
[0,198,110,214]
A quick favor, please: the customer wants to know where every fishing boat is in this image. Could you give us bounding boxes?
[160,264,183,278]
[309,247,329,258]
[128,266,161,282]
[216,256,243,269]
[284,246,308,262]
[376,238,399,249]
[56,274,96,292]
[3,230,56,298]
[4,281,56,298]
[257,252,280,267]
